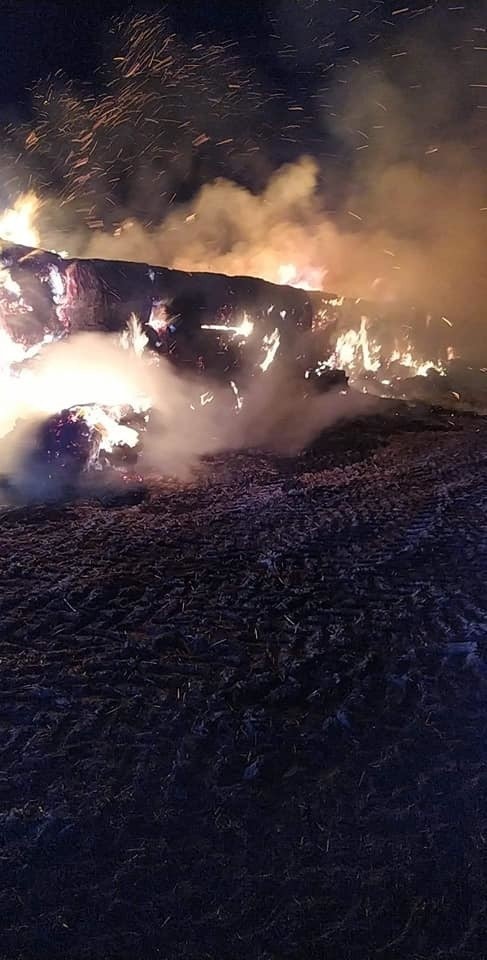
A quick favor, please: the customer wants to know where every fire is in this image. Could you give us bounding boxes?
[0,256,150,458]
[277,263,324,291]
[0,192,42,249]
[388,346,443,379]
[260,327,281,372]
[0,331,150,446]
[320,317,381,377]
[320,315,445,388]
[77,404,144,453]
[120,313,149,357]
[0,195,458,479]
[201,314,255,339]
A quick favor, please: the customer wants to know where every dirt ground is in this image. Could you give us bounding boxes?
[1,404,487,960]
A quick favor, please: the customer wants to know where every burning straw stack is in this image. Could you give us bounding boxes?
[0,239,481,494]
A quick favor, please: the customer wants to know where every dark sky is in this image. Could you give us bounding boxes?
[0,0,483,214]
[0,0,453,111]
[0,1,270,109]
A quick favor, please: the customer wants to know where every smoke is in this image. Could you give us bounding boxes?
[43,9,481,358]
[0,329,371,500]
[77,145,486,330]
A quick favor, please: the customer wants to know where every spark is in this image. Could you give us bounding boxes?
[202,315,255,338]
[260,328,280,372]
[230,380,244,410]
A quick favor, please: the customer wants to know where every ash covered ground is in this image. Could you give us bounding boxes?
[1,403,487,960]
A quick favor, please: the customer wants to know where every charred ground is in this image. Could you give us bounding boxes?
[1,404,487,959]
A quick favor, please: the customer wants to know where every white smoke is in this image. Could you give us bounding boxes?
[0,328,373,500]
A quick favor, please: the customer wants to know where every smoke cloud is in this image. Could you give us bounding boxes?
[0,330,371,501]
[29,8,480,358]
[77,146,486,332]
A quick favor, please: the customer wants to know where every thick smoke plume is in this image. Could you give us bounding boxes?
[80,145,486,333]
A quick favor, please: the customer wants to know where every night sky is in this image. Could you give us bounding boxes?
[2,1,479,111]
[1,1,281,110]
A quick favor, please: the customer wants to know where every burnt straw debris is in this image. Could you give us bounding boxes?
[0,406,486,959]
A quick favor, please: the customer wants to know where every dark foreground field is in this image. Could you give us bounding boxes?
[1,403,487,960]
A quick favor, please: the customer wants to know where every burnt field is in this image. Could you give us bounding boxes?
[1,403,487,960]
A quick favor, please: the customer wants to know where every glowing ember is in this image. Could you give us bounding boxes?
[230,380,244,410]
[201,314,255,339]
[260,328,280,372]
[320,315,445,388]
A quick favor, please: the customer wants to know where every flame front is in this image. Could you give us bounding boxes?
[319,314,446,389]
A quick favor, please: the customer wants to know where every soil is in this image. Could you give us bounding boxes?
[1,403,487,960]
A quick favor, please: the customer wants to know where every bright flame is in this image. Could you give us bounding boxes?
[148,300,168,336]
[120,313,149,357]
[389,345,444,378]
[325,317,381,376]
[230,380,244,410]
[0,193,41,249]
[48,264,65,304]
[0,300,151,461]
[359,315,381,372]
[202,314,255,338]
[79,405,142,452]
[277,263,324,291]
[320,315,446,388]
